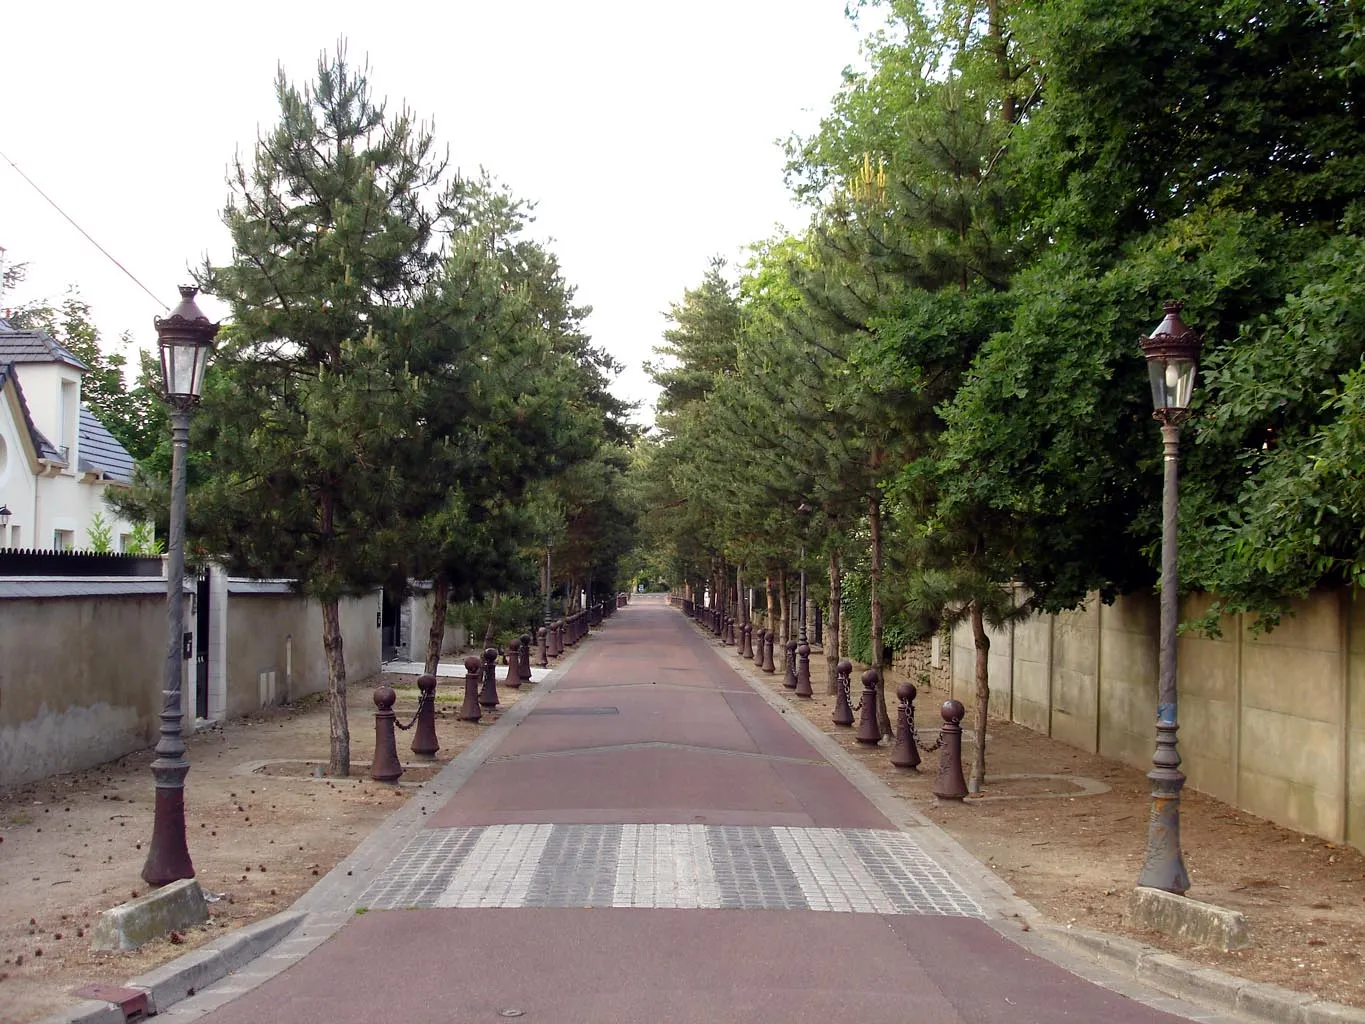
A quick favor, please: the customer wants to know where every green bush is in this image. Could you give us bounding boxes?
[447,595,543,649]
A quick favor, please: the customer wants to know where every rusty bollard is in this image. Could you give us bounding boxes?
[794,641,812,698]
[480,647,500,709]
[751,627,764,665]
[890,682,921,770]
[741,624,753,659]
[552,620,563,656]
[519,633,533,683]
[536,626,548,668]
[506,638,523,689]
[782,640,798,689]
[370,685,403,782]
[933,699,968,800]
[762,630,776,673]
[856,669,882,745]
[832,658,854,726]
[411,674,440,759]
[459,655,482,722]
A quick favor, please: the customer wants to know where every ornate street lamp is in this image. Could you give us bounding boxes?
[142,286,219,886]
[1136,300,1202,895]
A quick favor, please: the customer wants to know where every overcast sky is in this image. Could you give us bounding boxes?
[1,1,871,422]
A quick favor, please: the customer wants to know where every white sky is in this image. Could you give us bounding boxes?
[1,1,871,423]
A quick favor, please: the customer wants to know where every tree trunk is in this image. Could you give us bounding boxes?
[424,573,450,675]
[969,599,991,793]
[765,575,775,633]
[869,494,891,737]
[736,566,746,627]
[778,572,790,645]
[826,548,842,695]
[483,592,500,649]
[322,596,350,777]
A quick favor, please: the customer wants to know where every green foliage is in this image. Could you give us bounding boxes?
[87,511,113,554]
[447,595,542,648]
[125,520,163,556]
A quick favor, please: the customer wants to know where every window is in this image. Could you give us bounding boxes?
[53,529,74,551]
[119,533,132,553]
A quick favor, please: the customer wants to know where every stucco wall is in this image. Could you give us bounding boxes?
[225,589,381,717]
[0,591,165,788]
[951,586,1365,851]
[1,580,383,789]
[404,588,467,664]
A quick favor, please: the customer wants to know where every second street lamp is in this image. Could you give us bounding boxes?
[1136,299,1202,896]
[142,286,220,887]
[795,502,813,697]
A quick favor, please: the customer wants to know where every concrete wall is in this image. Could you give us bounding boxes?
[0,588,165,788]
[1,577,383,788]
[224,584,382,718]
[403,586,467,663]
[950,586,1365,851]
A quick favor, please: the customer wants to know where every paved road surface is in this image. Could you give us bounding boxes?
[177,597,1230,1023]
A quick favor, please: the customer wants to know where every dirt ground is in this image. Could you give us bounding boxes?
[0,664,524,1024]
[739,652,1365,1011]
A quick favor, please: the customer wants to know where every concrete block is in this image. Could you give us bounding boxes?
[1130,886,1251,951]
[89,878,208,951]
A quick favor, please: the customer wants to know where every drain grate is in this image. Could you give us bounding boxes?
[529,707,619,716]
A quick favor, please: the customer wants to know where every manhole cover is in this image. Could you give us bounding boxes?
[529,707,618,716]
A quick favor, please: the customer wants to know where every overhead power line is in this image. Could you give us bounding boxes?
[1,149,170,312]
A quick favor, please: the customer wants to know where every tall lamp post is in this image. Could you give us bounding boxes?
[1136,300,1202,895]
[794,502,813,696]
[142,286,220,886]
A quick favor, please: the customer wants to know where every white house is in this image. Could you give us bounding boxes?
[0,317,140,551]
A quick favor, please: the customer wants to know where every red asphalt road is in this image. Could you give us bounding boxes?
[198,599,1188,1024]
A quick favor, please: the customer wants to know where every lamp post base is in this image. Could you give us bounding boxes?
[1137,724,1190,895]
[142,766,195,886]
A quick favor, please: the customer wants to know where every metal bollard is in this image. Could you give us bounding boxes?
[370,685,403,782]
[411,674,440,759]
[782,640,798,689]
[506,638,523,689]
[536,626,548,668]
[933,700,968,800]
[794,641,812,698]
[762,630,776,673]
[519,633,533,682]
[740,624,752,659]
[856,669,882,745]
[832,658,854,726]
[552,620,563,656]
[458,655,482,722]
[890,682,921,770]
[751,627,764,664]
[480,647,500,708]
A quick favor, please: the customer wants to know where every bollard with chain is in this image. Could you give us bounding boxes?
[519,633,533,683]
[410,674,440,759]
[889,683,920,770]
[933,699,968,800]
[782,640,798,689]
[506,638,523,689]
[459,655,482,722]
[832,658,854,726]
[794,641,812,698]
[855,669,882,745]
[480,647,500,709]
[370,685,403,782]
[536,626,548,668]
[762,630,776,673]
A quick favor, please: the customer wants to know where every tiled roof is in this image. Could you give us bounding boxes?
[77,407,135,484]
[0,323,88,370]
[0,362,66,464]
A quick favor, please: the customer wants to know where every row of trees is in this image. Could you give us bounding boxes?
[635,0,1365,791]
[99,48,637,776]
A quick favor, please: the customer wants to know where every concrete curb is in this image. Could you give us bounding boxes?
[690,618,1363,1024]
[1041,924,1365,1024]
[33,633,602,1024]
[34,911,305,1024]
